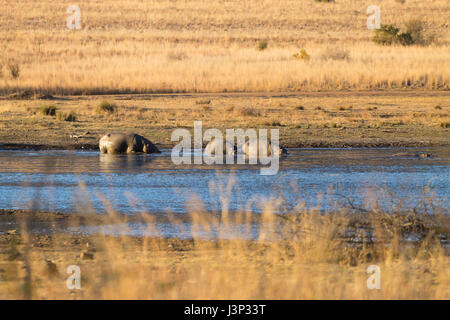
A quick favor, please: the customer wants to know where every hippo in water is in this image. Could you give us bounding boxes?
[392,152,432,159]
[204,138,237,156]
[242,140,287,158]
[99,133,160,154]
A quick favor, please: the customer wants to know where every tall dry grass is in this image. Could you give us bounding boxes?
[0,0,449,94]
[0,179,448,299]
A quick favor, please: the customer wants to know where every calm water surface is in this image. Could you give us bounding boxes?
[0,148,448,215]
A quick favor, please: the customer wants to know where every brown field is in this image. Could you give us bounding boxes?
[0,0,449,94]
[0,91,448,148]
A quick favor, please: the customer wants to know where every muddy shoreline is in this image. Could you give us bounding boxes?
[1,140,447,151]
[1,209,448,244]
[1,90,448,150]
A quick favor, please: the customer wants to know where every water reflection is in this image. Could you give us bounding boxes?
[0,147,448,214]
[99,153,154,171]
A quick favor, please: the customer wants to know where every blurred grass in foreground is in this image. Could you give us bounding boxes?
[0,180,448,299]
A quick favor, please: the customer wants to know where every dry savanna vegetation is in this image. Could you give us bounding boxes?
[0,0,449,301]
[0,184,448,299]
[0,0,449,94]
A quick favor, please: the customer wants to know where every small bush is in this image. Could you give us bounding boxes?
[373,20,434,46]
[40,105,57,116]
[57,111,77,122]
[8,63,20,79]
[96,101,116,114]
[434,105,442,110]
[239,106,261,117]
[293,49,310,61]
[396,32,414,46]
[195,99,211,105]
[315,0,334,2]
[266,121,282,127]
[405,19,425,44]
[295,105,305,110]
[330,122,341,128]
[257,41,268,51]
[440,122,450,128]
[373,24,400,45]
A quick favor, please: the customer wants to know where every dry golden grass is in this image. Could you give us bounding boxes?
[0,1,448,300]
[0,0,449,94]
[0,182,448,300]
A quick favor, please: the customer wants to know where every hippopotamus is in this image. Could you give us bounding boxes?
[242,141,287,157]
[99,133,160,154]
[204,138,237,155]
[392,152,432,158]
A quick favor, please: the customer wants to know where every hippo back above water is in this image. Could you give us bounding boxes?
[99,133,160,154]
[391,152,432,159]
[242,140,287,157]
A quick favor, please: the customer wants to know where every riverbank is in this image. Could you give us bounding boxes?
[0,91,449,150]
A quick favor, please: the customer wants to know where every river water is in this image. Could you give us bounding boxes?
[0,148,448,216]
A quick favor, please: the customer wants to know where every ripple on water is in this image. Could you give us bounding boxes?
[0,148,448,216]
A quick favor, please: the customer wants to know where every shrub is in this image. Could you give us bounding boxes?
[40,105,57,116]
[373,21,433,46]
[8,63,20,79]
[293,49,310,61]
[257,41,268,51]
[96,101,116,114]
[295,105,305,110]
[57,111,77,122]
[434,105,442,110]
[396,32,414,46]
[373,24,400,45]
[405,19,435,45]
[266,121,282,126]
[239,106,261,117]
[195,99,211,105]
[440,122,450,128]
[330,122,340,128]
[405,19,424,44]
